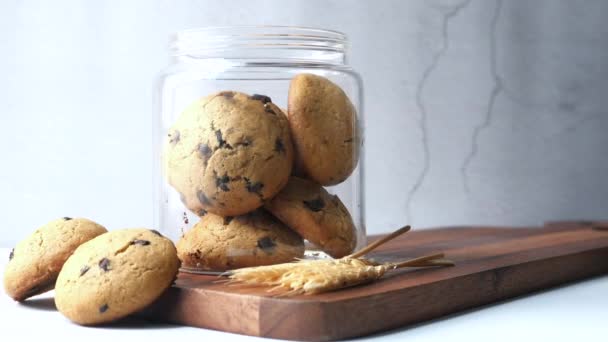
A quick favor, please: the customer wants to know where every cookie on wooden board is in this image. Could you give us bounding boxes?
[288,73,360,185]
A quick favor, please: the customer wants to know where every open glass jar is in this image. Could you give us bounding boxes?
[154,26,365,272]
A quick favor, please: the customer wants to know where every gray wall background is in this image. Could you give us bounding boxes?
[1,0,607,245]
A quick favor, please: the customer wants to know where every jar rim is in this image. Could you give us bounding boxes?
[170,25,348,58]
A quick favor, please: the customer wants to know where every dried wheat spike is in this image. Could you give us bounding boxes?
[228,226,453,296]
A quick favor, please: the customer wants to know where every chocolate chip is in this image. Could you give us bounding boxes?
[190,249,203,259]
[215,173,230,192]
[264,103,276,115]
[219,91,235,99]
[169,130,180,145]
[257,237,276,251]
[223,216,234,225]
[197,190,211,206]
[99,304,109,313]
[250,94,272,104]
[215,130,232,149]
[149,229,163,237]
[99,258,110,272]
[244,178,264,196]
[198,143,212,158]
[274,138,285,153]
[197,209,207,217]
[80,265,90,276]
[131,239,151,246]
[63,217,72,221]
[9,248,14,261]
[343,138,354,143]
[303,197,325,212]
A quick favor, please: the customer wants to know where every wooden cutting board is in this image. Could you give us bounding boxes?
[141,221,608,341]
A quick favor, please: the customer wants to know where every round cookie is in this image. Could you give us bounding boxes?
[3,217,107,302]
[288,73,360,186]
[163,91,294,217]
[264,177,356,258]
[55,228,180,325]
[177,210,304,271]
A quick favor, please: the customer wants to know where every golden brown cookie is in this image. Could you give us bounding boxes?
[163,91,294,217]
[177,210,304,271]
[288,73,360,185]
[3,217,107,302]
[264,177,356,258]
[55,228,180,325]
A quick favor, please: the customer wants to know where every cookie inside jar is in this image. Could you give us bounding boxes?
[155,26,366,272]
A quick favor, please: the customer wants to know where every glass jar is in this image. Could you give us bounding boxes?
[153,26,365,272]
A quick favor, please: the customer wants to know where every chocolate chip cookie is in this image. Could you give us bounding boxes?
[54,228,180,325]
[3,217,107,302]
[177,210,304,271]
[264,177,357,258]
[288,73,360,185]
[163,91,294,217]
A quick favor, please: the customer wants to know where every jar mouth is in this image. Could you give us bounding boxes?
[170,26,347,63]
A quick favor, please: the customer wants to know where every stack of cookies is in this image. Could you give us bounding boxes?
[165,73,361,271]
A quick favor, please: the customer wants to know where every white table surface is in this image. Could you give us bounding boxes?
[1,247,607,342]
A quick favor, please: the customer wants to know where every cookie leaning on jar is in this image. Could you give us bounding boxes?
[287,73,361,186]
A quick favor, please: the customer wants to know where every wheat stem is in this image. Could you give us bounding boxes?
[403,258,455,267]
[348,225,411,258]
[390,253,444,269]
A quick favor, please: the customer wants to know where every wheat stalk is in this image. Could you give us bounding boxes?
[227,226,453,296]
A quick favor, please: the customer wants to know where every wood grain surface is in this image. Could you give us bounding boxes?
[141,221,608,341]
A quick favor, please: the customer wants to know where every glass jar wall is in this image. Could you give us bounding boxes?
[154,26,365,272]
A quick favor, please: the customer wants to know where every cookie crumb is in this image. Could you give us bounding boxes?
[182,212,189,225]
[99,258,111,272]
[9,248,14,261]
